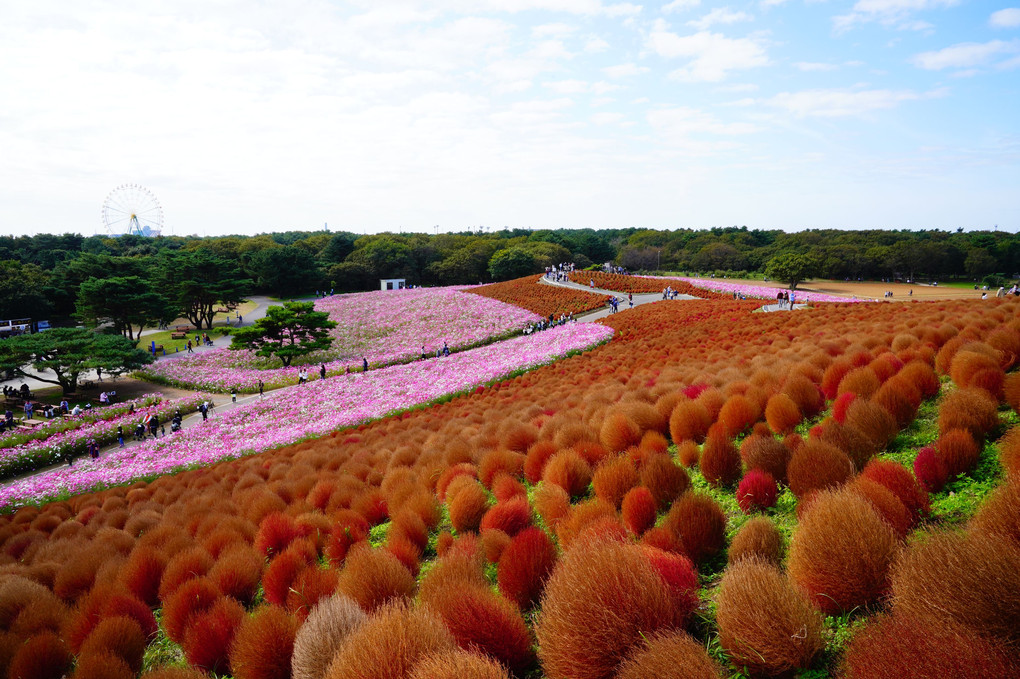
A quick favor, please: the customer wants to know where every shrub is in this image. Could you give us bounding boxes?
[786,439,854,500]
[788,489,899,615]
[390,510,429,552]
[491,473,527,502]
[447,480,491,534]
[502,421,539,453]
[426,582,535,675]
[669,400,711,444]
[874,378,920,428]
[621,486,657,535]
[847,476,912,538]
[292,595,367,679]
[727,516,783,566]
[542,450,593,499]
[497,527,557,609]
[78,615,145,673]
[717,394,758,438]
[736,470,777,514]
[700,433,742,487]
[641,547,699,624]
[938,428,981,478]
[555,499,620,549]
[663,493,726,565]
[533,482,571,527]
[840,614,1019,679]
[262,549,307,607]
[323,601,456,679]
[208,544,263,605]
[387,534,423,576]
[950,349,1004,397]
[182,596,245,674]
[740,434,792,484]
[286,566,341,621]
[599,412,642,452]
[435,463,477,502]
[72,650,134,679]
[783,373,824,418]
[898,360,940,399]
[764,393,801,435]
[890,529,1020,645]
[524,441,558,484]
[254,512,300,558]
[913,445,949,494]
[1000,426,1020,480]
[7,631,72,679]
[844,399,899,451]
[819,421,877,471]
[118,546,166,607]
[479,529,511,564]
[615,631,722,679]
[971,481,1020,549]
[408,650,512,679]
[162,577,219,644]
[821,357,853,400]
[716,559,824,676]
[837,367,881,400]
[158,547,213,602]
[139,667,208,679]
[229,605,298,679]
[536,536,686,679]
[478,449,524,488]
[640,453,690,509]
[938,387,999,440]
[480,497,533,537]
[676,440,700,468]
[335,544,417,613]
[860,459,929,525]
[592,455,639,508]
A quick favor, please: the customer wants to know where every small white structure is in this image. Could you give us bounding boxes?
[380,278,406,291]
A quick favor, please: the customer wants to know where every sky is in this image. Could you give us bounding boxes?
[1,0,1018,238]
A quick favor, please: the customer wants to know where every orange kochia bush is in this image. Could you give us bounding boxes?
[0,296,1018,677]
[469,274,611,317]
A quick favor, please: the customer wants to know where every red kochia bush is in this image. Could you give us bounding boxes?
[640,453,690,509]
[599,412,642,453]
[999,426,1020,480]
[533,483,570,527]
[262,549,307,607]
[938,428,981,478]
[913,445,949,493]
[71,650,134,679]
[323,601,456,679]
[118,545,166,607]
[664,493,727,565]
[542,450,593,499]
[158,547,213,602]
[498,527,557,610]
[78,615,146,673]
[228,605,298,679]
[847,476,912,539]
[524,441,558,484]
[860,459,929,525]
[408,649,512,679]
[786,439,854,500]
[641,547,699,624]
[716,559,824,676]
[699,433,742,487]
[717,394,758,438]
[938,387,999,440]
[728,516,784,566]
[7,631,73,679]
[840,614,1019,679]
[764,392,801,435]
[182,596,245,674]
[427,583,536,675]
[335,544,417,613]
[740,434,792,484]
[837,367,881,400]
[254,512,300,558]
[615,631,722,679]
[972,481,1020,547]
[669,400,711,444]
[783,372,825,418]
[480,497,533,537]
[162,577,220,644]
[286,567,341,620]
[821,357,853,400]
[736,470,777,514]
[447,480,491,534]
[890,529,1020,646]
[536,536,687,679]
[621,486,657,535]
[208,544,264,605]
[491,473,527,502]
[788,489,899,615]
[592,455,639,508]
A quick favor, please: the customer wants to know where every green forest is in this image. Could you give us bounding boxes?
[1,227,1018,324]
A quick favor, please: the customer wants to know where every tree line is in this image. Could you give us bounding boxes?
[1,226,1018,324]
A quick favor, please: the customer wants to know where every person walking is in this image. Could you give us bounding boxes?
[117,425,124,448]
[319,364,326,380]
[258,380,264,398]
[231,389,237,403]
[199,402,208,421]
[187,340,193,353]
[363,357,369,372]
[148,414,159,438]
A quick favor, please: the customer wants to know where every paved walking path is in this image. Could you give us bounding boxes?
[538,276,696,321]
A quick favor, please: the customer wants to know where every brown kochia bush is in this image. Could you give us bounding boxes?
[542,450,593,499]
[614,631,723,679]
[669,399,711,444]
[536,535,687,679]
[640,453,690,509]
[971,480,1020,547]
[788,489,899,615]
[716,559,824,676]
[663,493,727,565]
[447,479,490,534]
[592,455,638,508]
[740,434,792,484]
[890,529,1020,646]
[324,601,456,679]
[292,595,368,679]
[786,439,854,500]
[938,386,999,440]
[699,433,742,487]
[840,613,1019,679]
[408,649,512,679]
[727,516,784,566]
[764,392,802,435]
[335,544,417,613]
[229,605,298,679]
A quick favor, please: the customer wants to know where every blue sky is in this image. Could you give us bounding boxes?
[1,0,1017,237]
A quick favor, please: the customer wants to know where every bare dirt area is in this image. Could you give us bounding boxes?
[726,278,994,302]
[31,375,203,405]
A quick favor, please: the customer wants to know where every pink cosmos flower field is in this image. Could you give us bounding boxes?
[139,287,542,392]
[0,323,612,510]
[645,276,866,304]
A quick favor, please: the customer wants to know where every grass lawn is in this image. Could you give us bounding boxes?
[135,300,257,353]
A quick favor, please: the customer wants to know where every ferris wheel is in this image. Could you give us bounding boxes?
[101,184,164,237]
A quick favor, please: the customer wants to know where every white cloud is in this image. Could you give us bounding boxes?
[532,22,578,37]
[912,40,1020,70]
[647,106,756,151]
[766,86,946,117]
[544,79,620,93]
[834,0,958,32]
[662,0,700,12]
[603,62,650,77]
[687,7,753,29]
[584,35,611,52]
[715,82,759,92]
[648,22,769,81]
[794,61,838,71]
[591,112,625,124]
[990,8,1020,28]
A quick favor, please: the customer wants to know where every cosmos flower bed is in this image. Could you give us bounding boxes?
[0,394,208,480]
[0,323,612,510]
[0,394,166,450]
[660,276,862,304]
[469,275,612,317]
[0,296,1018,679]
[138,287,541,392]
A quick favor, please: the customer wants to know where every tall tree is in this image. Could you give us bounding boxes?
[488,247,539,281]
[229,301,337,367]
[159,249,251,330]
[0,260,51,320]
[75,276,176,340]
[765,253,818,290]
[0,328,153,395]
[247,246,321,297]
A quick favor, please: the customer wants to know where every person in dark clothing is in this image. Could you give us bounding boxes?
[320,364,327,380]
[258,380,264,397]
[199,402,208,421]
[148,415,159,438]
[362,357,369,372]
[117,425,124,448]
